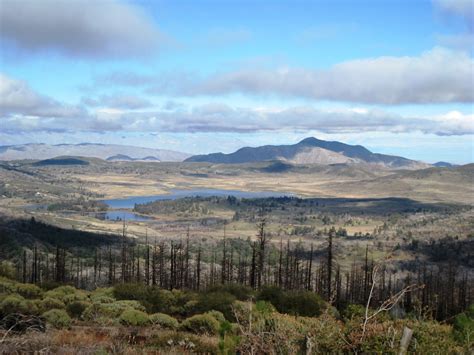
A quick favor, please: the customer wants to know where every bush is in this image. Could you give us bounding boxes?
[206,284,254,300]
[119,309,150,326]
[180,314,220,335]
[149,313,179,329]
[0,277,16,294]
[90,288,115,302]
[66,301,89,318]
[410,320,461,354]
[258,288,325,317]
[15,283,43,299]
[453,304,474,348]
[82,300,145,320]
[45,286,86,304]
[206,310,226,323]
[343,304,365,320]
[42,309,71,329]
[195,291,236,320]
[113,284,193,315]
[0,261,16,280]
[113,283,147,301]
[0,294,33,316]
[39,297,66,313]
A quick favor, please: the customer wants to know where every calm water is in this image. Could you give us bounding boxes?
[103,188,291,209]
[100,211,153,221]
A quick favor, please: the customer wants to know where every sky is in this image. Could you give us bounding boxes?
[0,0,473,163]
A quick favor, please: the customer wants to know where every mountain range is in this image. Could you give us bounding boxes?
[0,143,190,162]
[185,137,430,169]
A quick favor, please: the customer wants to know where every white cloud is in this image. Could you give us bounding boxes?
[0,73,85,118]
[191,48,473,104]
[96,48,474,104]
[0,0,162,59]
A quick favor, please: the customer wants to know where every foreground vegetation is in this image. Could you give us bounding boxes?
[0,275,472,353]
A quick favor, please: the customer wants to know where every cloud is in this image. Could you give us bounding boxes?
[434,0,473,27]
[433,0,473,50]
[95,48,474,104]
[0,0,162,59]
[191,48,473,104]
[82,105,474,136]
[3,73,472,136]
[0,73,85,118]
[82,93,152,109]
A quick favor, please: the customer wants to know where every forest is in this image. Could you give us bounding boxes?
[0,204,473,353]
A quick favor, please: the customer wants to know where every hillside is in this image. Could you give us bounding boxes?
[0,143,190,162]
[186,137,430,169]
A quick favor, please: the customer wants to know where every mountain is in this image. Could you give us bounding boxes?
[185,137,430,169]
[433,161,457,168]
[106,154,161,162]
[0,143,190,162]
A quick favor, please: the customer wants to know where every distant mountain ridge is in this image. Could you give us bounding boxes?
[0,143,190,162]
[185,137,430,169]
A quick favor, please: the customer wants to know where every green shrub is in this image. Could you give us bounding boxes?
[255,300,276,316]
[410,320,461,354]
[195,291,236,320]
[15,283,43,299]
[453,304,474,348]
[82,300,145,320]
[0,261,16,280]
[90,288,115,302]
[206,284,254,300]
[119,309,150,326]
[343,304,365,320]
[44,286,86,304]
[39,297,66,313]
[149,313,179,329]
[42,309,71,329]
[113,283,147,301]
[206,310,226,323]
[0,277,16,294]
[180,314,220,335]
[258,288,325,317]
[0,294,33,315]
[66,301,89,318]
[113,284,189,314]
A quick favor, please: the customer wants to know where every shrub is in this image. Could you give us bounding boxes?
[83,300,145,321]
[410,320,461,354]
[119,309,150,326]
[113,283,147,301]
[343,304,365,320]
[195,291,236,320]
[0,261,16,280]
[180,314,220,335]
[0,294,32,316]
[45,286,86,304]
[206,284,254,300]
[15,283,43,299]
[0,277,16,294]
[453,304,474,348]
[39,297,66,313]
[149,313,179,329]
[42,309,71,329]
[90,288,115,302]
[206,310,226,323]
[258,288,325,317]
[66,301,89,318]
[255,300,276,316]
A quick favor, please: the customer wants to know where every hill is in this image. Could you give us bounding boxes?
[185,137,429,169]
[0,143,190,162]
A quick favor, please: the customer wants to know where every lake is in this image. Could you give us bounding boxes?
[99,211,153,222]
[102,188,291,209]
